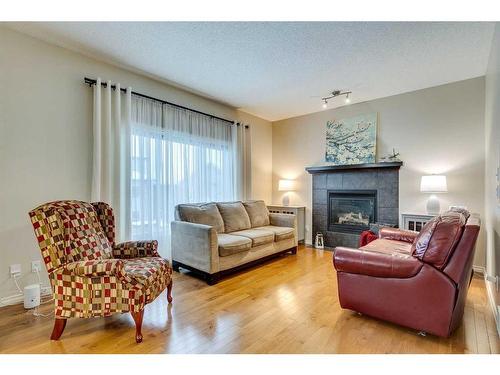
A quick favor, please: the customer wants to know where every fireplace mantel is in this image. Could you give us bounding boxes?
[305,161,403,174]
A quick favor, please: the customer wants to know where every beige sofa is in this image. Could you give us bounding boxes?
[171,200,297,284]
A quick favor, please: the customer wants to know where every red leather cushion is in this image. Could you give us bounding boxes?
[379,227,418,243]
[411,211,467,269]
[334,245,422,278]
[361,238,412,255]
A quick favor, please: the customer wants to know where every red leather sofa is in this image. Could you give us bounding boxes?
[333,209,480,337]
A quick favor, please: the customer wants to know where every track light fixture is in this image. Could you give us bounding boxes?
[321,90,352,109]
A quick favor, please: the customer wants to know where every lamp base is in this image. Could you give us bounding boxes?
[282,194,290,206]
[426,195,441,215]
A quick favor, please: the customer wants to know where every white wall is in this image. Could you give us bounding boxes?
[0,27,272,301]
[272,78,486,267]
[484,23,500,310]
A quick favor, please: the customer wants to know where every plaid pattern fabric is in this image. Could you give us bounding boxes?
[114,240,160,259]
[29,203,67,273]
[64,258,128,278]
[63,202,112,263]
[29,200,113,266]
[29,200,172,319]
[91,202,116,247]
[124,257,172,302]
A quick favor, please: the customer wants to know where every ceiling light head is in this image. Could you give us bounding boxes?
[320,89,352,108]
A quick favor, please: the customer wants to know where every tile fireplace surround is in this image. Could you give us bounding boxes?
[306,162,403,249]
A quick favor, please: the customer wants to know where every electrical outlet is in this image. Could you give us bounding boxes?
[9,264,21,277]
[31,260,42,273]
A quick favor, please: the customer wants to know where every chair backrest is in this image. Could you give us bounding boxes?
[91,202,116,247]
[443,214,481,284]
[29,200,113,274]
[411,210,469,270]
[444,214,481,334]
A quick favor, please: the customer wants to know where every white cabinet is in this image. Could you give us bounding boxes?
[401,213,435,232]
[267,205,306,244]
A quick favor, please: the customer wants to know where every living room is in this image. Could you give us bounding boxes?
[1,1,500,371]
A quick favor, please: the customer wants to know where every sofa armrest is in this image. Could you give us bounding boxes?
[269,212,297,228]
[113,240,159,259]
[379,227,418,243]
[333,246,423,278]
[171,221,219,274]
[63,259,125,277]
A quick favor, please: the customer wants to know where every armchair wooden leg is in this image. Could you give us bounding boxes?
[167,280,173,304]
[131,309,144,343]
[50,318,67,340]
[290,246,298,255]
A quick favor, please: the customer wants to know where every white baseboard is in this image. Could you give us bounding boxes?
[483,272,500,338]
[0,293,24,307]
[0,286,51,308]
[473,265,486,275]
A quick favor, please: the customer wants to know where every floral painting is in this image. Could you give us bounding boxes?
[325,113,377,165]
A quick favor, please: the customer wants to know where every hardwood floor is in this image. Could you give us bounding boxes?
[0,246,498,354]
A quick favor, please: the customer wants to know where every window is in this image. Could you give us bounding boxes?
[129,97,236,256]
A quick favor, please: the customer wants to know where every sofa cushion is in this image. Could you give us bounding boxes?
[243,200,270,227]
[230,228,275,247]
[177,203,225,233]
[411,211,467,269]
[217,233,252,257]
[260,225,295,242]
[360,238,413,255]
[123,257,170,287]
[216,202,251,233]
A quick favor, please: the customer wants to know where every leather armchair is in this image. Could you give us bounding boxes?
[29,200,173,343]
[333,210,480,337]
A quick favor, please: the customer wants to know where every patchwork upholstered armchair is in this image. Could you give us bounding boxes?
[29,200,173,343]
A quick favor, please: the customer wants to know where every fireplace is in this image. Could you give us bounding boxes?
[328,190,377,234]
[306,162,402,249]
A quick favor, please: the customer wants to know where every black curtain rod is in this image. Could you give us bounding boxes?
[84,77,247,127]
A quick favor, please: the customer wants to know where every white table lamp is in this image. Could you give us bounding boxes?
[420,175,447,215]
[278,179,296,206]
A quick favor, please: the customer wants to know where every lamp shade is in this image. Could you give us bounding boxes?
[420,175,447,193]
[278,179,296,191]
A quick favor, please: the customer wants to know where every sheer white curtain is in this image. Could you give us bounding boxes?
[91,78,132,241]
[130,97,238,257]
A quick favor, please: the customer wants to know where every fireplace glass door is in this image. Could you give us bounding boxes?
[328,190,377,234]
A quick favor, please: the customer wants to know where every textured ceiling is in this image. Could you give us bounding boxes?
[7,22,495,121]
